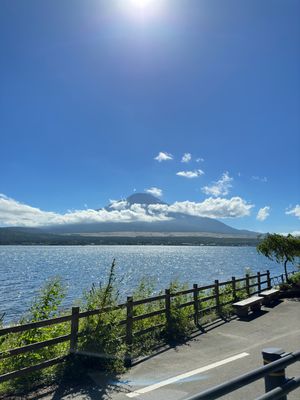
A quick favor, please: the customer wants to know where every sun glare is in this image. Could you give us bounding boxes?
[130,0,154,9]
[121,0,165,20]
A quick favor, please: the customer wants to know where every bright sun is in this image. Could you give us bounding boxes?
[120,0,165,21]
[129,0,158,10]
[130,0,152,8]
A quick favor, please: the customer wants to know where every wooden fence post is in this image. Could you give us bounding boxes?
[246,274,250,297]
[165,289,171,333]
[232,277,237,301]
[215,280,220,316]
[267,270,271,289]
[70,306,79,354]
[125,296,133,367]
[193,284,199,326]
[257,272,261,293]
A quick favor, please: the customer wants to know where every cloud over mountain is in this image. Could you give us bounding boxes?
[145,187,163,197]
[0,192,254,228]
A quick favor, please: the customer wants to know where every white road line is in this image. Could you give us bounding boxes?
[126,352,249,398]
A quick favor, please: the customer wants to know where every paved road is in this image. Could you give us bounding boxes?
[42,299,300,400]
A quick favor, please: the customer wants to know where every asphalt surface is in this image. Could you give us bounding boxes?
[39,299,300,400]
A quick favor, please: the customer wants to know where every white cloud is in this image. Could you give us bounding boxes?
[0,194,170,227]
[145,187,163,197]
[148,196,253,219]
[251,176,267,183]
[196,158,204,163]
[286,204,300,219]
[176,170,204,179]
[0,193,254,228]
[154,152,173,162]
[181,153,191,163]
[0,194,60,227]
[256,206,270,221]
[202,172,233,197]
[108,199,128,210]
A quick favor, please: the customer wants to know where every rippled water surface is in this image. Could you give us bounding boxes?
[0,245,287,323]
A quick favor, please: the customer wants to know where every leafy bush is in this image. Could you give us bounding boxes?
[289,271,300,286]
[279,271,300,291]
[131,279,164,356]
[77,259,126,373]
[164,281,194,342]
[0,277,68,395]
[219,284,234,317]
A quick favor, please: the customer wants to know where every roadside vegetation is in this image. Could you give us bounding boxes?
[0,261,264,396]
[257,234,300,281]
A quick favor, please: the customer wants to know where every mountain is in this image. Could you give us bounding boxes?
[105,193,166,211]
[126,193,167,206]
[41,193,257,237]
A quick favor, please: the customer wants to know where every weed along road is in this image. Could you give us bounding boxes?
[41,299,300,400]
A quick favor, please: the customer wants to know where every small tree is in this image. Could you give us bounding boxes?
[257,234,300,282]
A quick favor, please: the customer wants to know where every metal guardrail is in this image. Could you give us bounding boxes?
[185,349,300,400]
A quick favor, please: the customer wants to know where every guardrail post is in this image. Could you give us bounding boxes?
[70,306,80,354]
[165,289,171,333]
[193,284,199,326]
[246,274,250,296]
[125,296,133,367]
[214,280,220,315]
[257,272,261,293]
[232,276,237,301]
[262,348,288,400]
[266,270,271,289]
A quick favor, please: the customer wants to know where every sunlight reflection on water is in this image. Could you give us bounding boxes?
[0,245,285,323]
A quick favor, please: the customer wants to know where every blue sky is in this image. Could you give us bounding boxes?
[0,0,299,233]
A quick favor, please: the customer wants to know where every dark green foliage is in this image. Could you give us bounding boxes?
[257,234,300,281]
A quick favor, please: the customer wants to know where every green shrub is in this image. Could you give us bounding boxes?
[219,284,234,317]
[77,259,126,373]
[0,277,68,395]
[163,281,194,342]
[289,271,300,285]
[131,279,164,356]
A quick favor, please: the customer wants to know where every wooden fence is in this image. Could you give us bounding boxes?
[0,270,294,384]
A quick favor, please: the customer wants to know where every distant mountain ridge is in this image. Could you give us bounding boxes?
[41,193,257,237]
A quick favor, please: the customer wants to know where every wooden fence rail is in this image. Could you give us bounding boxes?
[0,269,295,383]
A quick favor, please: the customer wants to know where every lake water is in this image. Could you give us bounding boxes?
[0,245,290,324]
